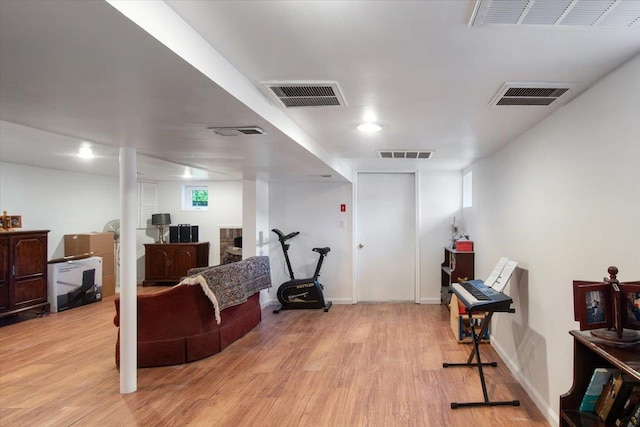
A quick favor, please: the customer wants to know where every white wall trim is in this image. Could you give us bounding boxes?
[414,170,421,304]
[420,297,441,304]
[351,176,359,304]
[492,339,559,426]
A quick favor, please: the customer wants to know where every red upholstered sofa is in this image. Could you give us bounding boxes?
[113,256,270,368]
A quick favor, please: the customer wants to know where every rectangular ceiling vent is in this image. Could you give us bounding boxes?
[208,126,266,136]
[490,82,575,106]
[378,150,433,159]
[470,0,640,28]
[260,81,347,108]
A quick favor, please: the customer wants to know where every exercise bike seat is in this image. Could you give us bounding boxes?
[313,247,331,255]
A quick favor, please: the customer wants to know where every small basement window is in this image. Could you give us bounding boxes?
[182,185,209,211]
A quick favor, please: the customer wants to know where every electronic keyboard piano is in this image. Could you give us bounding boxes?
[445,278,520,410]
[450,279,513,313]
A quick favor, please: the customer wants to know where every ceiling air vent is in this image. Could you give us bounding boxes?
[378,150,433,159]
[490,82,575,107]
[470,0,640,28]
[260,81,347,108]
[208,126,266,136]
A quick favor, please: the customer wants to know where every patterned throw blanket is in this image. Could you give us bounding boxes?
[178,256,271,324]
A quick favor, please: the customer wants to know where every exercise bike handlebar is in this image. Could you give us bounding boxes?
[272,228,299,242]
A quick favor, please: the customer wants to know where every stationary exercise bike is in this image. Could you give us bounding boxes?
[271,228,332,314]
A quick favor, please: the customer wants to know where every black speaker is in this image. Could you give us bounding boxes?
[191,225,199,242]
[179,224,191,242]
[169,226,179,243]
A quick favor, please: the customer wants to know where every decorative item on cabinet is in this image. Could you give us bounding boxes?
[572,266,640,344]
[169,224,199,243]
[0,211,23,231]
[151,213,172,244]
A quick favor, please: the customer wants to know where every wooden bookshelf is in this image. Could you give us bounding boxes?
[560,330,640,427]
[440,247,474,307]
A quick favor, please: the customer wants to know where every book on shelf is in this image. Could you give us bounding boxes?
[580,368,620,412]
[628,401,640,426]
[615,385,640,427]
[595,373,640,424]
[621,400,640,427]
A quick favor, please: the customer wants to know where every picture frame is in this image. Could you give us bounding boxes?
[620,281,640,330]
[573,280,612,330]
[9,215,22,228]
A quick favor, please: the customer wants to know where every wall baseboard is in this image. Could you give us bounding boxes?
[262,297,443,308]
[491,339,558,426]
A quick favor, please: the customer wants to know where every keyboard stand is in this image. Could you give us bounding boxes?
[442,310,520,409]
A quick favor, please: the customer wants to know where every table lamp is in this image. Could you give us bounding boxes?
[151,213,171,244]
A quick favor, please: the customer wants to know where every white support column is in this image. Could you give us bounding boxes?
[255,179,269,257]
[242,180,257,259]
[242,179,269,259]
[243,180,269,307]
[119,147,137,393]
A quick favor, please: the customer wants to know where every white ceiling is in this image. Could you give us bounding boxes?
[1,0,639,182]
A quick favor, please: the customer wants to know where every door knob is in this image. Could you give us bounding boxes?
[358,243,364,249]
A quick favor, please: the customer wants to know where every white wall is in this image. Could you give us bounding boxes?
[418,171,462,303]
[267,175,461,306]
[462,54,640,424]
[157,180,243,267]
[0,164,244,282]
[269,181,353,304]
[0,162,122,258]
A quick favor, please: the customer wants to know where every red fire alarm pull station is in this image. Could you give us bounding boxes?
[340,204,346,212]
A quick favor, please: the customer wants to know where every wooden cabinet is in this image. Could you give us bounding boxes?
[143,242,210,286]
[441,247,474,307]
[0,230,50,318]
[560,330,640,427]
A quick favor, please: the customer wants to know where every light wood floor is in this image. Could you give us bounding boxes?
[0,289,550,426]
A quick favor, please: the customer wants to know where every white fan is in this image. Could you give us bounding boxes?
[103,219,120,241]
[103,219,121,269]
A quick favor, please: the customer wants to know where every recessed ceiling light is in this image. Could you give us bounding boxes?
[77,146,94,159]
[357,122,382,133]
[181,167,193,179]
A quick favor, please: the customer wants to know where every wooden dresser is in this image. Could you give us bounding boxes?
[0,230,50,317]
[143,242,209,286]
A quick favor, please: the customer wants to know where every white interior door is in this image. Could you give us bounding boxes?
[356,173,416,302]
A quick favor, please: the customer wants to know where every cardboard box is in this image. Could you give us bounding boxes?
[96,252,115,276]
[64,233,114,257]
[449,294,490,343]
[102,274,116,297]
[48,257,103,312]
